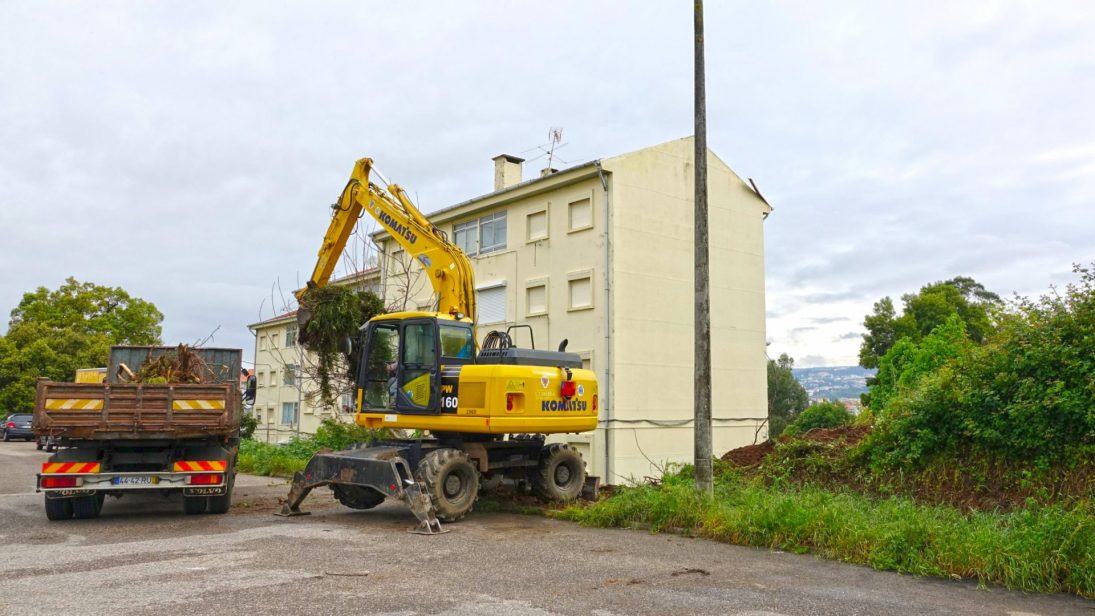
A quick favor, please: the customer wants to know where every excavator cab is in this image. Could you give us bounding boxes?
[358,314,475,414]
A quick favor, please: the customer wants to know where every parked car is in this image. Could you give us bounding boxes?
[3,413,34,442]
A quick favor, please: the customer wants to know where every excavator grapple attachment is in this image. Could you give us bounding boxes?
[275,445,445,534]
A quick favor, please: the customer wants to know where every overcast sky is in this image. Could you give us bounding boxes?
[2,1,1093,368]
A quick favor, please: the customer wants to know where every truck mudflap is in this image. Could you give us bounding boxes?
[275,446,447,535]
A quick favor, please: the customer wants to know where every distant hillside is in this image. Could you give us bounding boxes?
[792,366,875,400]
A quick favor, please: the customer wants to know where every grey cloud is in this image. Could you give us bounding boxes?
[2,2,1093,369]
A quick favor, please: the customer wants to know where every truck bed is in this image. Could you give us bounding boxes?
[33,381,240,441]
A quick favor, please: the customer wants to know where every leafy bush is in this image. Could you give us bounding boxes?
[296,286,385,408]
[864,265,1095,471]
[236,418,389,477]
[784,401,852,437]
[240,412,258,439]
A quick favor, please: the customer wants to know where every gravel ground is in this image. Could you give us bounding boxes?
[1,440,1091,616]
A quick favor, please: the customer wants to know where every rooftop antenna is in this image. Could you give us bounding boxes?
[546,127,563,171]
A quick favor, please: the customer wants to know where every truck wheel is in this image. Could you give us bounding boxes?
[183,496,208,515]
[415,448,479,522]
[36,439,44,451]
[332,484,386,510]
[207,471,235,514]
[72,493,104,519]
[532,444,585,503]
[44,496,73,521]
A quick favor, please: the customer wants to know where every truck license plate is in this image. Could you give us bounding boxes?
[113,476,157,485]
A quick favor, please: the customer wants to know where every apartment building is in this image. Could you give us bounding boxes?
[247,269,379,442]
[375,136,771,483]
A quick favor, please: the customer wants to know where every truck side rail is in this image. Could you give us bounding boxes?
[34,381,239,440]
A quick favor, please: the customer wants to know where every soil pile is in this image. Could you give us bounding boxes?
[720,425,869,467]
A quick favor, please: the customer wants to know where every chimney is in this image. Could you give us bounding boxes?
[492,154,524,191]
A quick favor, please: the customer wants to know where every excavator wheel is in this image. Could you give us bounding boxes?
[332,484,386,510]
[532,443,585,503]
[415,448,479,522]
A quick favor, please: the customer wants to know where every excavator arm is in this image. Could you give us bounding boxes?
[297,157,477,322]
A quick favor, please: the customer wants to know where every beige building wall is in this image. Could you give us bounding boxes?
[600,137,770,480]
[375,136,770,483]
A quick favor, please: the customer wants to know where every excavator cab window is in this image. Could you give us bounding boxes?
[397,320,439,412]
[439,322,475,361]
[361,323,400,410]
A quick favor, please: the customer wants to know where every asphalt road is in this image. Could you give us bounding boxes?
[0,440,1090,616]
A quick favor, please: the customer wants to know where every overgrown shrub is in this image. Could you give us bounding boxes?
[864,265,1095,472]
[236,418,389,476]
[784,401,852,437]
[296,286,385,408]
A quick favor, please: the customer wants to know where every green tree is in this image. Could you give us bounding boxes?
[767,353,808,439]
[858,276,1000,369]
[0,278,162,414]
[784,400,852,437]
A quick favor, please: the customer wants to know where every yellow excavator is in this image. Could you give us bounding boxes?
[278,158,598,533]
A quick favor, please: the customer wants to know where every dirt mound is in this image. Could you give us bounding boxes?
[720,441,774,466]
[720,425,870,467]
[797,425,870,445]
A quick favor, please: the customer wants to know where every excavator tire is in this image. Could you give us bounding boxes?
[532,444,585,503]
[332,484,386,510]
[415,448,479,522]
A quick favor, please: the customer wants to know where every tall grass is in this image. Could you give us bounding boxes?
[236,419,388,477]
[555,469,1094,598]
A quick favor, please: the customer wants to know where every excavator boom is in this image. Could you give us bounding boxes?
[297,157,477,322]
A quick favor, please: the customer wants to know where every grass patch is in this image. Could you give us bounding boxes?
[556,468,1094,598]
[237,439,309,477]
[236,419,389,478]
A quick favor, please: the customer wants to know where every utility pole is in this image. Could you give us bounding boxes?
[693,0,713,494]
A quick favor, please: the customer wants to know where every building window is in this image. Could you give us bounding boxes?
[283,364,297,386]
[281,402,299,425]
[568,197,593,232]
[477,283,507,324]
[256,371,265,388]
[268,370,277,387]
[568,271,593,311]
[454,211,507,255]
[526,208,548,242]
[341,392,355,414]
[454,220,478,255]
[526,280,547,316]
[259,335,267,351]
[285,325,297,347]
[479,211,507,253]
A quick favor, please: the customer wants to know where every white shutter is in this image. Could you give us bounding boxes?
[477,284,507,324]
